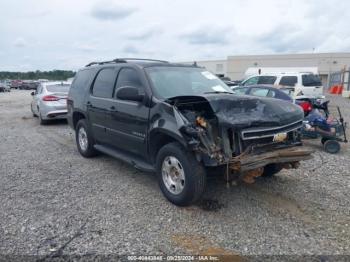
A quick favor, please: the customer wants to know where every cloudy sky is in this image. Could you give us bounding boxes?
[0,0,349,71]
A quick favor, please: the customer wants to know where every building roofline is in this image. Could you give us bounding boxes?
[228,52,350,59]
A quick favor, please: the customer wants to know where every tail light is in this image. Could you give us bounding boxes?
[299,101,312,113]
[43,95,60,101]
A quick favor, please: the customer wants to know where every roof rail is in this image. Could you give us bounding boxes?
[85,58,169,67]
[118,58,169,63]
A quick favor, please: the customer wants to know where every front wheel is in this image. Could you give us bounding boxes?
[156,142,206,206]
[324,140,340,154]
[75,119,97,157]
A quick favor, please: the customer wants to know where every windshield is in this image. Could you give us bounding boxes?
[146,67,232,99]
[46,84,70,93]
[302,74,322,86]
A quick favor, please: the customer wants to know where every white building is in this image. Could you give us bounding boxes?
[189,52,350,87]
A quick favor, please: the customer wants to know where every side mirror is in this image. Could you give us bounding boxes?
[31,91,35,96]
[116,86,144,102]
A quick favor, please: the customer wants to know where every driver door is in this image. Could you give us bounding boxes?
[107,67,150,157]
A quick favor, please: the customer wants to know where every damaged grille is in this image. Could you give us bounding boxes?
[241,120,302,140]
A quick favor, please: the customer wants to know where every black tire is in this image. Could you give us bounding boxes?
[31,105,37,117]
[262,164,283,177]
[156,142,206,206]
[75,119,97,158]
[324,140,341,154]
[321,137,328,145]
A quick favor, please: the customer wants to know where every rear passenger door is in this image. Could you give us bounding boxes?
[107,67,150,157]
[87,67,118,144]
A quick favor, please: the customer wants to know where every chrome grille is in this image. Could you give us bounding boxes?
[241,120,302,140]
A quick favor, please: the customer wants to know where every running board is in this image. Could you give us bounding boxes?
[94,144,155,173]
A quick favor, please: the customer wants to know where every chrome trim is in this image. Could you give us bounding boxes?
[241,120,302,140]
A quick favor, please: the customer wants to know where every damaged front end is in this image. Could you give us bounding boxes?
[167,94,313,183]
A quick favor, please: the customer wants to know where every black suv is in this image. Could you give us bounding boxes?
[67,58,312,206]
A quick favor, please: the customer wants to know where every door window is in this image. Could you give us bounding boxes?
[243,76,259,86]
[92,68,117,98]
[279,76,297,86]
[116,68,142,90]
[257,76,277,84]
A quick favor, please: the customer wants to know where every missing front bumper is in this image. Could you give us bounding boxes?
[229,146,313,173]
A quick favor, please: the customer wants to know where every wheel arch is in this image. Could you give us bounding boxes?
[72,111,87,129]
[148,128,187,164]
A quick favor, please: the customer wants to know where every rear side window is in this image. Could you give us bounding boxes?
[116,68,142,90]
[46,84,70,93]
[92,68,117,98]
[302,74,322,86]
[72,69,93,90]
[257,76,277,84]
[279,76,298,86]
[250,87,269,97]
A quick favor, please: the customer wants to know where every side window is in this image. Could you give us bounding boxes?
[257,76,277,84]
[267,90,276,97]
[243,76,259,86]
[279,76,297,86]
[72,69,93,90]
[115,68,142,91]
[250,87,269,97]
[92,68,117,98]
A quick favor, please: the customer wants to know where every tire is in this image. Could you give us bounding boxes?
[75,119,97,157]
[262,164,283,177]
[324,140,340,154]
[31,105,37,117]
[321,137,328,145]
[156,142,206,206]
[39,112,48,125]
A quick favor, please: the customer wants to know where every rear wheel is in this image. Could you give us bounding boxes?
[39,112,48,125]
[75,119,97,157]
[31,105,37,117]
[262,164,283,177]
[156,142,206,206]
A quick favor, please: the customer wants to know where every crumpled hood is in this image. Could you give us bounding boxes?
[168,93,304,130]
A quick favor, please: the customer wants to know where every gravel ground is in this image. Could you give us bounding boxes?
[0,90,349,259]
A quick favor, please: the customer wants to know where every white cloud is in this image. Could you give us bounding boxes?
[13,37,27,47]
[90,1,137,21]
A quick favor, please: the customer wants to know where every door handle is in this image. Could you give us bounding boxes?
[110,106,116,111]
[86,101,91,106]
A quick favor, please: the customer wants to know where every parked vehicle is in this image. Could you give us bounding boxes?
[67,58,313,206]
[0,81,11,92]
[244,67,318,78]
[223,80,242,87]
[10,80,23,89]
[239,72,323,98]
[31,82,71,124]
[20,80,39,90]
[231,85,293,102]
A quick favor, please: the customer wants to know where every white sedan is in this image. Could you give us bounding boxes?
[31,82,71,124]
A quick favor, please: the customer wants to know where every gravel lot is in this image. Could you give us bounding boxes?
[0,90,349,259]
